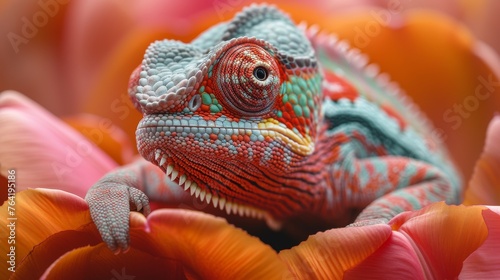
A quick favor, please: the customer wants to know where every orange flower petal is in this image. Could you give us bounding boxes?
[279,224,391,278]
[401,0,500,56]
[64,114,135,165]
[134,209,288,279]
[40,244,186,280]
[461,206,500,277]
[464,115,500,205]
[0,91,117,197]
[389,202,488,278]
[11,224,101,280]
[2,188,286,278]
[0,188,91,279]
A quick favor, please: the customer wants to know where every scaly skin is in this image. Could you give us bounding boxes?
[86,4,463,252]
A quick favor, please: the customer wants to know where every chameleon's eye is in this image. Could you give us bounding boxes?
[216,43,280,116]
[253,66,268,81]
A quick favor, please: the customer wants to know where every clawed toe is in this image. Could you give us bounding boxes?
[129,187,151,215]
[348,218,388,227]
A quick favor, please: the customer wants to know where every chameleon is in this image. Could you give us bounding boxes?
[86,4,462,252]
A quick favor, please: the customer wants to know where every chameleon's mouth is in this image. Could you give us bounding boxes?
[152,148,284,230]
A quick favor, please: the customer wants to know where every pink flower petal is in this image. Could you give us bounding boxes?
[389,203,488,279]
[344,231,425,279]
[461,206,500,278]
[0,91,117,197]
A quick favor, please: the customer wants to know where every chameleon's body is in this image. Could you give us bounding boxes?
[86,4,462,252]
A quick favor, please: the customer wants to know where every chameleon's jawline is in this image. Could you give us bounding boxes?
[152,148,284,229]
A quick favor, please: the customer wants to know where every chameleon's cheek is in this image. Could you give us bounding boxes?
[258,118,315,157]
[197,88,224,114]
[265,72,323,145]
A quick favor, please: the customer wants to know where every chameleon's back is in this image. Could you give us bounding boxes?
[308,26,462,189]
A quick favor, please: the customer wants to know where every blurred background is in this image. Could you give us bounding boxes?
[1,0,499,182]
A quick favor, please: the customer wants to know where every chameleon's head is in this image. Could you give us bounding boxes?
[129,4,324,226]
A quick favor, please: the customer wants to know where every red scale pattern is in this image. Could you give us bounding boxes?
[273,71,321,139]
[323,70,359,102]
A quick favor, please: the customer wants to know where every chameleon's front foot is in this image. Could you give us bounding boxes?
[85,182,150,253]
[348,205,397,227]
[347,218,389,227]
